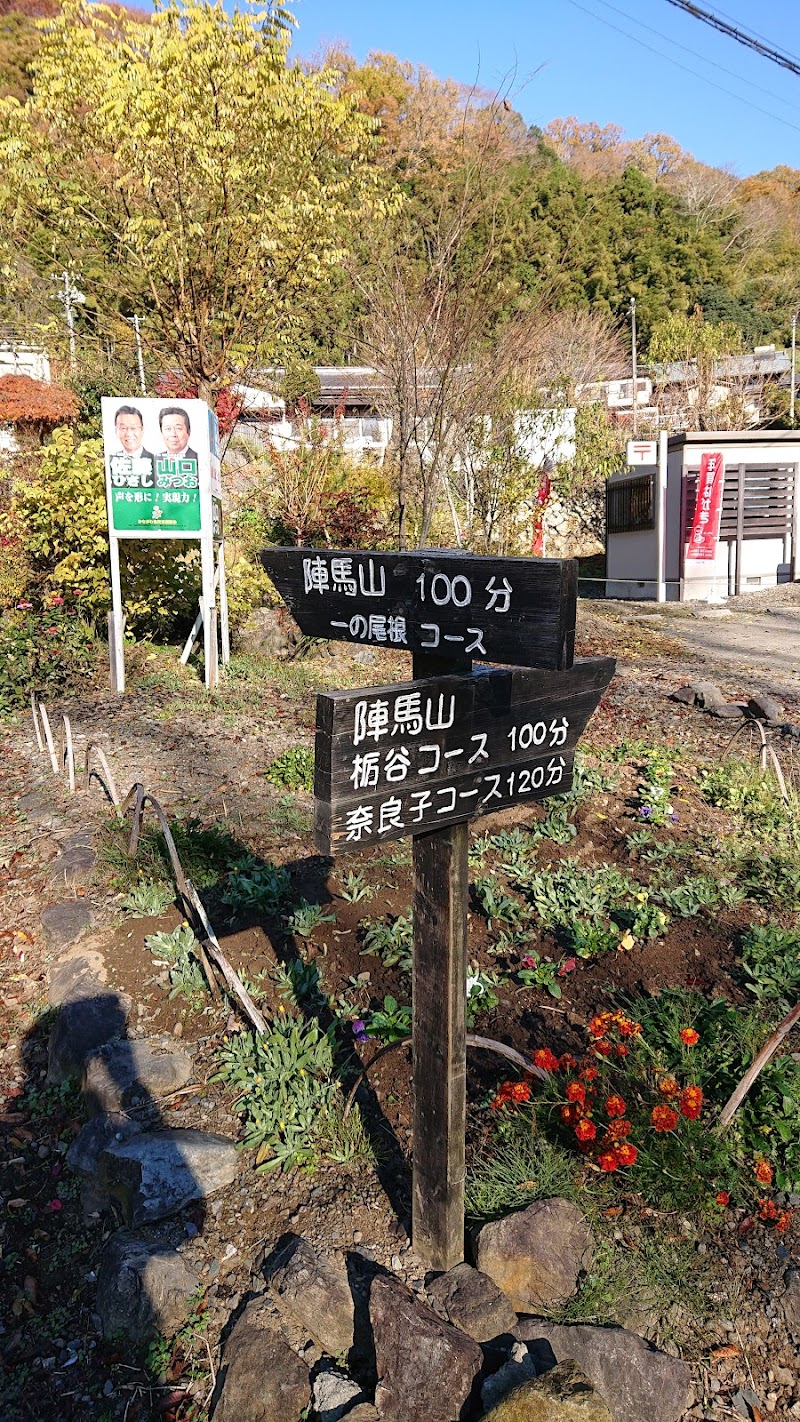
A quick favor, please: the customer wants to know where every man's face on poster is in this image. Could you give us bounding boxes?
[161,413,190,455]
[115,411,144,453]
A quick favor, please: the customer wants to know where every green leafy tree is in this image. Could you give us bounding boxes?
[0,0,391,400]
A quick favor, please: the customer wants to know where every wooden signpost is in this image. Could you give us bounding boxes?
[261,547,615,1271]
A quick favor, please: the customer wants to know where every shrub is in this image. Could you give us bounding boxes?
[264,745,315,792]
[0,596,96,713]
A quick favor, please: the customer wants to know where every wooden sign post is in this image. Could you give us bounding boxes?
[261,547,615,1271]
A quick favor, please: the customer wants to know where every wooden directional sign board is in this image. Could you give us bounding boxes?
[261,543,615,1275]
[260,548,577,670]
[314,659,615,853]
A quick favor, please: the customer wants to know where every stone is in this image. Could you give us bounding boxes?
[340,1409,378,1422]
[211,1297,309,1422]
[67,1112,144,1219]
[517,1321,691,1422]
[748,694,783,723]
[689,681,724,709]
[475,1199,594,1313]
[47,991,132,1085]
[670,686,696,705]
[48,844,96,885]
[710,703,746,718]
[370,1272,482,1422]
[428,1262,518,1342]
[312,1367,364,1421]
[236,606,300,659]
[481,1341,537,1411]
[483,1359,613,1421]
[48,950,108,1005]
[82,1037,193,1116]
[97,1128,239,1225]
[267,1237,354,1355]
[40,901,94,951]
[782,1269,800,1335]
[95,1229,199,1345]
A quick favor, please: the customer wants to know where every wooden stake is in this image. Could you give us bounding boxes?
[411,648,471,1273]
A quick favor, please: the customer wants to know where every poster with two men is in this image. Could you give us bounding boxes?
[100,396,222,539]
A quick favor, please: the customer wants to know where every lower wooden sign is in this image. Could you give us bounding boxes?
[314,656,614,853]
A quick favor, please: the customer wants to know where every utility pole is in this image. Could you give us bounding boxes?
[791,308,799,427]
[131,314,147,397]
[54,271,85,371]
[630,296,638,438]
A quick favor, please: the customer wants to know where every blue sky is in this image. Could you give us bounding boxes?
[290,0,800,176]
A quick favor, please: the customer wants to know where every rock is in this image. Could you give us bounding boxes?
[517,1321,691,1422]
[312,1367,364,1421]
[40,901,94,951]
[747,693,783,722]
[96,1229,199,1345]
[48,950,108,1005]
[47,990,131,1085]
[475,1199,594,1313]
[341,1409,378,1422]
[83,1037,193,1116]
[267,1237,354,1355]
[483,1359,613,1421]
[670,686,696,705]
[211,1297,309,1422]
[67,1111,144,1216]
[370,1272,482,1422]
[481,1341,537,1411]
[782,1269,800,1335]
[710,703,746,718]
[236,606,300,659]
[428,1262,518,1343]
[48,844,96,885]
[97,1129,239,1225]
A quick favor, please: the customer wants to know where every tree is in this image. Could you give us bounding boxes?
[0,0,390,401]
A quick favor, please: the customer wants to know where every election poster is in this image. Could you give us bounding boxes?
[100,397,221,539]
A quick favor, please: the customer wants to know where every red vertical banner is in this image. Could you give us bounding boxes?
[686,451,725,561]
[531,468,551,557]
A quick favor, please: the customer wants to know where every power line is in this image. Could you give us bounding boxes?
[662,0,800,78]
[593,0,800,112]
[560,0,800,137]
[711,2,800,66]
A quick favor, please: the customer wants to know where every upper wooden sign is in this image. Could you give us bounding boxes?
[260,548,578,671]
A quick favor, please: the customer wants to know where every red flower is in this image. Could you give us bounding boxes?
[604,1119,632,1142]
[754,1158,773,1185]
[776,1210,793,1233]
[616,1142,638,1167]
[533,1048,560,1072]
[46,625,58,634]
[758,1198,779,1222]
[593,1041,612,1057]
[597,1149,620,1172]
[561,1103,579,1126]
[679,1028,699,1047]
[588,1012,613,1038]
[614,1043,629,1058]
[565,1081,586,1105]
[651,1105,679,1133]
[579,1064,600,1082]
[605,1094,626,1118]
[510,1082,531,1104]
[658,1076,680,1099]
[558,957,577,976]
[559,1053,577,1072]
[679,1085,703,1120]
[50,595,64,605]
[575,1118,596,1143]
[715,1191,730,1207]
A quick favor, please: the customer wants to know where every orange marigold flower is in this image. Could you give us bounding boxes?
[575,1118,597,1143]
[561,1103,579,1126]
[533,1047,560,1072]
[679,1085,703,1120]
[651,1104,679,1133]
[617,1016,642,1038]
[588,1012,613,1039]
[715,1190,730,1207]
[604,1119,632,1142]
[658,1076,680,1099]
[776,1210,793,1233]
[579,1064,600,1082]
[565,1081,586,1104]
[754,1158,773,1185]
[758,1198,779,1222]
[614,1043,630,1058]
[597,1149,620,1172]
[593,1041,612,1057]
[679,1027,700,1046]
[559,1053,578,1072]
[510,1082,532,1104]
[605,1094,626,1118]
[616,1142,638,1167]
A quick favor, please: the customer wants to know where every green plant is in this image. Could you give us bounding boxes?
[363,994,411,1044]
[465,1131,579,1222]
[637,748,677,827]
[658,875,723,917]
[145,922,208,1008]
[472,875,527,931]
[267,793,313,836]
[0,596,96,713]
[339,869,373,904]
[740,923,800,1005]
[360,913,413,972]
[265,744,315,792]
[568,919,620,959]
[274,956,326,1010]
[700,759,796,839]
[214,1015,354,1171]
[120,880,175,915]
[222,860,292,916]
[286,899,336,937]
[516,951,565,998]
[466,966,502,1025]
[98,815,240,891]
